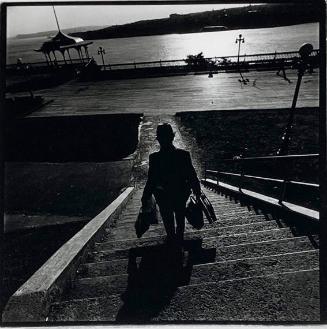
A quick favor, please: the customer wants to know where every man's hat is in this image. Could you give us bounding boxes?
[156,123,175,138]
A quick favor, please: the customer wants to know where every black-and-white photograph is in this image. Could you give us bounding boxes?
[1,0,325,324]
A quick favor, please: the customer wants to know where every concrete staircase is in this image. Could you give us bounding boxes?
[47,186,319,322]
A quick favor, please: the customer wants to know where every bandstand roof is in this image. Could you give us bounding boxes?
[35,31,93,53]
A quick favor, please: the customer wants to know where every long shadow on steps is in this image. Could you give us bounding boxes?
[116,239,216,323]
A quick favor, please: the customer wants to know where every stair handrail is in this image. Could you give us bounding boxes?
[223,153,318,162]
[205,153,319,207]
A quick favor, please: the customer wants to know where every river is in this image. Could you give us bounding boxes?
[6,22,319,65]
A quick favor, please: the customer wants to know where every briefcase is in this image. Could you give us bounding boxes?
[185,195,204,230]
[135,211,150,238]
[141,195,158,225]
[135,196,158,238]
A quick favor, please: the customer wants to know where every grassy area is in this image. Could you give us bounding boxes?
[5,160,133,217]
[177,107,319,176]
[177,107,319,208]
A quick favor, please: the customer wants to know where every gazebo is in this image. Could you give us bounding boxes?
[34,30,93,66]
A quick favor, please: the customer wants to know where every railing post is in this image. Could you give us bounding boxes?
[239,167,244,192]
[278,155,293,204]
[204,161,207,180]
[279,179,288,204]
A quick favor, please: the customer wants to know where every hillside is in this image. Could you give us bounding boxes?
[70,4,320,40]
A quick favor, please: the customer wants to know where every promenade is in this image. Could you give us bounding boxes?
[21,69,319,118]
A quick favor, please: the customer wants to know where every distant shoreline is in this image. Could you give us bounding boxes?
[13,22,317,42]
[14,25,104,40]
[13,3,319,41]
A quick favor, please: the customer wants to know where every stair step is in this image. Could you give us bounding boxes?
[102,221,279,243]
[190,249,319,284]
[78,259,129,277]
[114,214,267,230]
[87,235,310,275]
[122,202,252,213]
[64,249,318,301]
[197,214,267,228]
[49,294,124,322]
[120,189,256,218]
[92,235,167,257]
[48,269,319,322]
[212,207,255,214]
[106,225,165,238]
[202,227,293,249]
[213,236,313,262]
[152,269,320,322]
[119,207,258,222]
[117,189,263,228]
[63,274,129,301]
[88,228,292,263]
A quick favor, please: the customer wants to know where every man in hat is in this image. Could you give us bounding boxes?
[141,123,201,246]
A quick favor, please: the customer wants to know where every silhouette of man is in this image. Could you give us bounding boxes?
[141,123,201,246]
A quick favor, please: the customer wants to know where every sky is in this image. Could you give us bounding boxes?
[6,3,249,38]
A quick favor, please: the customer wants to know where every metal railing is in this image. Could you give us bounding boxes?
[205,153,319,207]
[6,58,92,72]
[6,49,320,73]
[103,49,319,71]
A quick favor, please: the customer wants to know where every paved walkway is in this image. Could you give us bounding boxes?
[13,70,319,117]
[130,114,190,187]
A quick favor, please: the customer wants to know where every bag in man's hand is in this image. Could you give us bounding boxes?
[185,194,204,230]
[142,195,158,224]
[200,191,217,224]
[135,196,158,238]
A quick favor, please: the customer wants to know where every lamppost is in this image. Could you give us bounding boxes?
[277,43,313,156]
[98,46,106,68]
[235,34,245,66]
[276,43,314,204]
[235,34,248,84]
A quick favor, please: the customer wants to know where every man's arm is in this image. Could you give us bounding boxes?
[141,154,155,204]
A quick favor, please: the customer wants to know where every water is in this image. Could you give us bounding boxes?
[6,23,319,65]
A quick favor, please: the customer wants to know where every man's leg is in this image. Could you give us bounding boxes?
[155,192,176,242]
[159,206,176,242]
[175,209,186,245]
